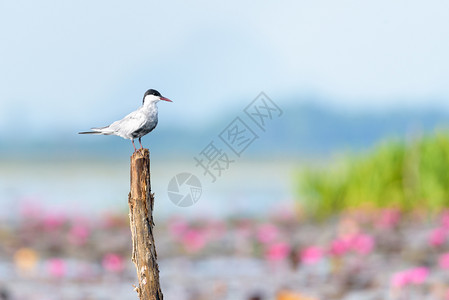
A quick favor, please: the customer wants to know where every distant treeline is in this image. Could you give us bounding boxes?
[3,102,449,158]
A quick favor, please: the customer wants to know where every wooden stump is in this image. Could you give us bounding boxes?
[128,149,163,300]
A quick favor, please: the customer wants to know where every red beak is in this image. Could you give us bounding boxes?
[160,96,173,102]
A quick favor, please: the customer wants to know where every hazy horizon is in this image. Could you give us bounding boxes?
[2,0,449,143]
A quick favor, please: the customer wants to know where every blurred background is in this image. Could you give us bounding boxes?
[1,1,449,299]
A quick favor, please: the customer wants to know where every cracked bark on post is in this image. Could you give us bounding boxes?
[128,149,163,300]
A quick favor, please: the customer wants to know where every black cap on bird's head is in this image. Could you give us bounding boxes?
[144,89,161,97]
[142,89,172,104]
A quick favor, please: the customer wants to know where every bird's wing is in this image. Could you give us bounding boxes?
[109,110,146,137]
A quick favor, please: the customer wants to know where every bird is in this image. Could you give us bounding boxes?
[79,89,172,152]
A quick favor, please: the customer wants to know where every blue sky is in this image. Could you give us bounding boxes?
[1,0,449,138]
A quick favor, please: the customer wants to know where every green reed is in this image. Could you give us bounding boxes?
[298,131,449,219]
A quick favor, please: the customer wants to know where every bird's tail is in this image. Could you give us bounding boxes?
[78,126,113,135]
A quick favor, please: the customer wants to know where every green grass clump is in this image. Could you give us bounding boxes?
[298,132,449,219]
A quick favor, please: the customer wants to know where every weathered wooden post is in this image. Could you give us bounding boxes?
[128,148,163,300]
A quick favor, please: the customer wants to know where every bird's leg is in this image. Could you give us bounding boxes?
[138,137,143,149]
[131,139,137,152]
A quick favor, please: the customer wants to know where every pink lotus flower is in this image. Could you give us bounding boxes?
[47,258,67,278]
[376,209,401,229]
[330,233,375,256]
[300,246,324,265]
[102,253,125,273]
[43,212,67,231]
[408,267,429,284]
[351,233,374,255]
[68,224,90,246]
[391,271,409,288]
[429,227,447,247]
[329,238,350,256]
[181,228,207,253]
[265,242,290,261]
[391,267,429,288]
[265,242,291,262]
[256,224,279,244]
[439,253,449,269]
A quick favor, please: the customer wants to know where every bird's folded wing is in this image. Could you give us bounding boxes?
[109,111,146,137]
